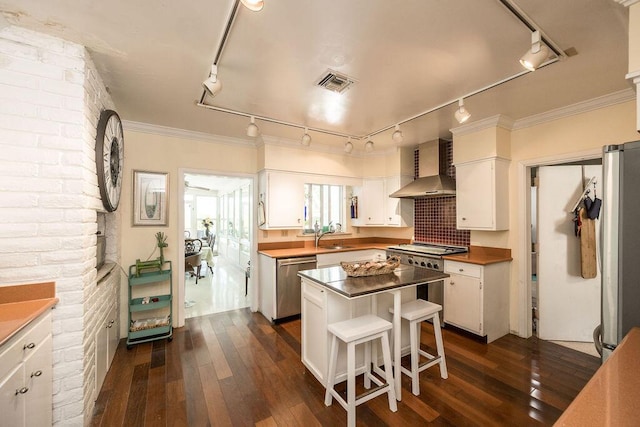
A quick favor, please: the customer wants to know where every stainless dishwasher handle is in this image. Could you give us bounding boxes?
[277,257,317,266]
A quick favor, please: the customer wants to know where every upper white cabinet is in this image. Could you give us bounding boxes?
[352,176,414,227]
[258,170,305,229]
[455,157,509,230]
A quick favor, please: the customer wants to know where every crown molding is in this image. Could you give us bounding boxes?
[512,88,635,130]
[612,0,640,7]
[450,115,515,136]
[122,120,257,147]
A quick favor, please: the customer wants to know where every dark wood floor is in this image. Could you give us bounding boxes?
[91,308,600,426]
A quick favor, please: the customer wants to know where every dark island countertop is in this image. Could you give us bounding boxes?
[298,265,449,298]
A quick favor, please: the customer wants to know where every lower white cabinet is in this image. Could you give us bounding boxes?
[443,260,510,343]
[95,302,119,395]
[0,310,53,427]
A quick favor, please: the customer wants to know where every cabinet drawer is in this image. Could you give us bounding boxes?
[0,311,52,380]
[302,281,325,306]
[445,261,481,279]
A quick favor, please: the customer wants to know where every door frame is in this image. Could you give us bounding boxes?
[176,168,258,327]
[516,148,601,338]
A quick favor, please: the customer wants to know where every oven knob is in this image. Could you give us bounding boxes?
[426,262,433,268]
[433,262,440,270]
[420,261,426,267]
[408,259,414,265]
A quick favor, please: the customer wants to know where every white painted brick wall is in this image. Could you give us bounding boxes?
[0,25,121,426]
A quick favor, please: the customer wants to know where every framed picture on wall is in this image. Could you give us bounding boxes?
[132,170,169,226]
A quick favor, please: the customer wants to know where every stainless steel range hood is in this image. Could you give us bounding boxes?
[389,139,456,199]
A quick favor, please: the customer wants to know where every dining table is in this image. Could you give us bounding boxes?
[298,264,449,401]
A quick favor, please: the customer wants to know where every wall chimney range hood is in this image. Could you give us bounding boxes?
[389,139,456,199]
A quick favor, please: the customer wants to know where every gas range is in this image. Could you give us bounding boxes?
[386,242,468,271]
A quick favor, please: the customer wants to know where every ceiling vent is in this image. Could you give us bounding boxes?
[316,69,356,94]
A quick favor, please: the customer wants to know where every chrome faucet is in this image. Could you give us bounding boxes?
[314,221,335,248]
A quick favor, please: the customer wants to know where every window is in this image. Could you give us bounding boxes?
[304,183,343,231]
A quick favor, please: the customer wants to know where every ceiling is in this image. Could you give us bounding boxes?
[0,0,631,151]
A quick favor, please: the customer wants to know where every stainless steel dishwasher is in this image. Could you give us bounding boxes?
[276,256,317,321]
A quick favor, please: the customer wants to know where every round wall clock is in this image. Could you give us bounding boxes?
[95,109,124,212]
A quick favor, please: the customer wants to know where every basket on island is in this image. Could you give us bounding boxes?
[340,256,400,277]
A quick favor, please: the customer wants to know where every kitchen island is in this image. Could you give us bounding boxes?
[298,264,448,401]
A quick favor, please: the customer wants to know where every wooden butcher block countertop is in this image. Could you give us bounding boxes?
[0,282,58,346]
[258,238,406,259]
[443,245,512,265]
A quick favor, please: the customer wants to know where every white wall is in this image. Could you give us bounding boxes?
[0,26,119,425]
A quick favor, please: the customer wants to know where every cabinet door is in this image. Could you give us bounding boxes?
[265,172,305,228]
[301,281,327,383]
[361,179,385,225]
[444,274,482,334]
[106,304,119,369]
[456,160,494,229]
[0,366,23,426]
[24,334,52,427]
[385,176,401,226]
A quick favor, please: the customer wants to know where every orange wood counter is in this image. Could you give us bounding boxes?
[0,282,58,346]
[555,327,640,426]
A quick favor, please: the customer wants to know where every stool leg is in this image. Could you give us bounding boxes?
[410,320,420,396]
[364,341,371,389]
[380,331,398,412]
[432,315,448,379]
[347,341,356,427]
[325,335,339,406]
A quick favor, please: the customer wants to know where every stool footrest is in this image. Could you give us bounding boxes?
[329,383,393,411]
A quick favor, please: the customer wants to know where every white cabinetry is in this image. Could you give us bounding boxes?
[258,171,305,229]
[96,302,118,395]
[455,157,509,230]
[352,176,413,227]
[0,310,53,427]
[443,260,510,343]
[258,254,276,321]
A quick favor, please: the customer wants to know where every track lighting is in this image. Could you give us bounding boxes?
[392,125,403,143]
[454,98,471,124]
[240,0,264,11]
[301,128,311,146]
[202,64,222,97]
[364,138,374,152]
[344,138,354,153]
[519,30,549,72]
[246,116,259,137]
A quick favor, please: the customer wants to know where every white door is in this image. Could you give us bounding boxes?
[537,165,601,341]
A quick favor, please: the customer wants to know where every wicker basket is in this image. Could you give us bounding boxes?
[340,256,400,277]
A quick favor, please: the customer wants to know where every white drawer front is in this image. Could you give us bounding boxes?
[0,311,52,380]
[444,260,482,279]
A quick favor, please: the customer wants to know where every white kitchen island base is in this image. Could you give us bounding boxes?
[299,265,449,401]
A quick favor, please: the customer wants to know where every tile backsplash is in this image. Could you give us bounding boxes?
[412,141,470,246]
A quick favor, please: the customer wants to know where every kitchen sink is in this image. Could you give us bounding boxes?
[322,245,353,250]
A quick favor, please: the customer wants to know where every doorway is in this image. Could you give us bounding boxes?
[179,172,254,321]
[520,151,602,357]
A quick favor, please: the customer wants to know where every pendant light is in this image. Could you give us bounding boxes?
[246,116,259,137]
[392,125,403,143]
[344,137,354,153]
[240,0,264,11]
[301,128,311,146]
[364,137,374,152]
[454,98,471,124]
[202,64,222,97]
[519,30,549,72]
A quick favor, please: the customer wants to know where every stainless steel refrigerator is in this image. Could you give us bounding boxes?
[597,140,640,361]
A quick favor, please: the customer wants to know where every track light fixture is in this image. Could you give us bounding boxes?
[301,128,311,146]
[344,138,354,153]
[519,30,550,72]
[202,64,222,97]
[454,98,471,124]
[392,125,403,143]
[240,0,264,11]
[246,116,259,137]
[364,137,374,152]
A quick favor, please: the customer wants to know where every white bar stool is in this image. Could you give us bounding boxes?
[389,299,448,396]
[325,314,397,427]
